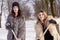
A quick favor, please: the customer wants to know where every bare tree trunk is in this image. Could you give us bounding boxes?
[0,14,1,28]
[53,0,58,17]
[49,0,56,17]
[45,0,48,14]
[0,0,3,28]
[7,0,13,13]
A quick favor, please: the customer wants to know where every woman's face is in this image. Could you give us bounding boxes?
[13,6,19,13]
[38,12,45,21]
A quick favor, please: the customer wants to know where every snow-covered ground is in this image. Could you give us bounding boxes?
[26,20,36,40]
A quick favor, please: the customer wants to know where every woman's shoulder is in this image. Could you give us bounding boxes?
[47,15,57,24]
[49,19,57,24]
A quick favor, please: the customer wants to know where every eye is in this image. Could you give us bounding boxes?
[39,14,43,16]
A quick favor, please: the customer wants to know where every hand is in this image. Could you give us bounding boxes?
[6,23,13,30]
[6,23,10,26]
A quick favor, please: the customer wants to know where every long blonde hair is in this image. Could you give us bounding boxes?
[37,10,48,23]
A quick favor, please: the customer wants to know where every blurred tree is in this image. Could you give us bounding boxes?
[7,0,13,13]
[54,0,60,17]
[34,0,42,16]
[49,0,56,17]
[0,0,3,28]
[7,0,60,18]
[35,0,57,17]
[45,0,48,14]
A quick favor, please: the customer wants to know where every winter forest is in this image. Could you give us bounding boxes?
[0,0,60,40]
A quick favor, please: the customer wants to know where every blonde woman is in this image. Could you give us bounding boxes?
[35,10,59,40]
